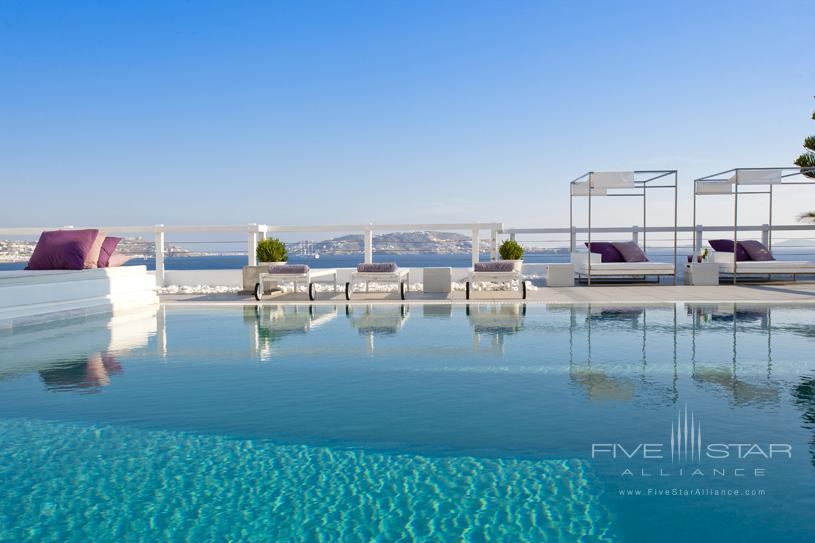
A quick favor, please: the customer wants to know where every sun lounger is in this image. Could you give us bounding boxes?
[345,263,410,300]
[255,265,337,301]
[465,261,527,300]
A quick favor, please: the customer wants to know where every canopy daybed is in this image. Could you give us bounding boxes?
[693,167,815,283]
[569,170,679,285]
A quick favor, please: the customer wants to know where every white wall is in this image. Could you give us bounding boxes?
[163,269,242,287]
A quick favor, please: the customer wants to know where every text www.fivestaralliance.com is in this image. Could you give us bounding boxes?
[619,488,766,497]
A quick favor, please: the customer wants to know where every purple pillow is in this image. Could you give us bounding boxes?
[474,261,515,272]
[268,264,310,274]
[584,242,624,263]
[357,262,398,272]
[612,241,649,263]
[25,229,100,270]
[708,239,751,261]
[97,236,122,268]
[739,240,775,261]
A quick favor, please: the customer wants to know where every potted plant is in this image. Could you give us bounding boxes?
[498,239,524,271]
[256,238,288,265]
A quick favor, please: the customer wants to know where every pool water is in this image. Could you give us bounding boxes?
[1,303,814,542]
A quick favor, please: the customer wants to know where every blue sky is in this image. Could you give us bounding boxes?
[1,0,813,234]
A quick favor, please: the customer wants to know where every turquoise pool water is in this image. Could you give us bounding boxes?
[1,303,814,542]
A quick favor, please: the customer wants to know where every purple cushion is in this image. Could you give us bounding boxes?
[584,242,624,263]
[268,264,309,274]
[357,262,398,272]
[708,239,751,261]
[739,240,775,261]
[25,229,100,270]
[612,241,649,263]
[97,236,122,268]
[474,261,515,272]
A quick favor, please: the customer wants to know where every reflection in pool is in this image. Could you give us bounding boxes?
[1,303,814,542]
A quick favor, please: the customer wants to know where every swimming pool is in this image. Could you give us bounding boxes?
[1,303,814,542]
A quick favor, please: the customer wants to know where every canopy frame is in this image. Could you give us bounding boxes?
[693,167,815,284]
[569,170,678,285]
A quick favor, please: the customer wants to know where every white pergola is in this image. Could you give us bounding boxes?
[569,170,679,285]
[693,167,815,284]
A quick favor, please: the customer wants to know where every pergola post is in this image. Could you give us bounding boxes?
[364,225,373,263]
[471,228,480,266]
[154,225,165,287]
[247,224,259,267]
[490,229,498,260]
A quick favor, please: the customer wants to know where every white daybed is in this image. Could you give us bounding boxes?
[694,167,815,283]
[569,170,679,285]
[255,267,337,301]
[465,267,527,300]
[345,266,410,300]
[572,253,675,281]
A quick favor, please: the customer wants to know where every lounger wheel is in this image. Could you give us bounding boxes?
[345,282,351,300]
[308,282,316,301]
[465,281,471,300]
[254,282,263,301]
[521,280,527,300]
[400,281,406,300]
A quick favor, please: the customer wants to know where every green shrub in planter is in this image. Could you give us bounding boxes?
[256,238,288,263]
[499,240,524,260]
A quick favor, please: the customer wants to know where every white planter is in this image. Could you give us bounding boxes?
[260,261,287,267]
[503,259,524,272]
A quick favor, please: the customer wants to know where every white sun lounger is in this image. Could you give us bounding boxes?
[345,267,410,300]
[255,268,337,301]
[572,253,674,280]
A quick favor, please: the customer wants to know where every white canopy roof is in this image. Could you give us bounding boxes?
[695,180,732,194]
[590,171,635,189]
[728,169,783,185]
[571,171,635,196]
[571,181,606,196]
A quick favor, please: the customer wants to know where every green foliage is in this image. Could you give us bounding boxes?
[256,238,288,262]
[796,152,815,168]
[796,99,815,180]
[499,239,524,260]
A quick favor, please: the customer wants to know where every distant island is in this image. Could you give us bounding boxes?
[287,231,569,256]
